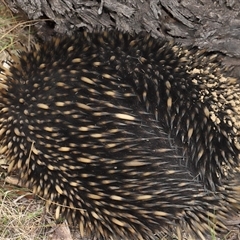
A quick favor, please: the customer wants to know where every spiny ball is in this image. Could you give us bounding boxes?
[1,30,240,239]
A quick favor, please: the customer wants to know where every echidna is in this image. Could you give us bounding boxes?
[1,30,240,239]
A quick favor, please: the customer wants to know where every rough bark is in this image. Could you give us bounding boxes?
[5,0,240,57]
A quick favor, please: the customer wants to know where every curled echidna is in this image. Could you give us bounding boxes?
[1,30,240,239]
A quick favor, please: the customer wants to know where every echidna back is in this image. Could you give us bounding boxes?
[0,30,240,239]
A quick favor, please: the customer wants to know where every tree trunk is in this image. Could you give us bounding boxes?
[5,0,240,56]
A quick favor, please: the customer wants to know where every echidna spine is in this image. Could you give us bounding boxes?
[0,30,240,239]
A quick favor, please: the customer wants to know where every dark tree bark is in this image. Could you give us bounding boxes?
[5,0,240,56]
[5,0,240,75]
